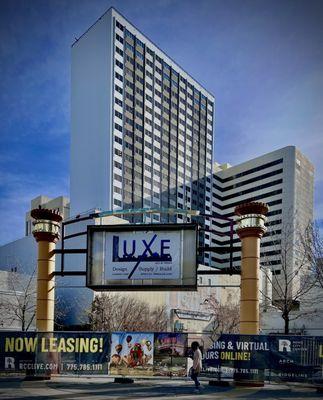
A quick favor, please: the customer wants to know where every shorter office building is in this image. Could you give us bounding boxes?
[211,146,314,301]
[25,195,70,237]
[0,195,70,288]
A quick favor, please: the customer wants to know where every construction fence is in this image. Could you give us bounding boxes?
[0,331,322,384]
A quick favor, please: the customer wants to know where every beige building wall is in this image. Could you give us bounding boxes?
[216,274,240,305]
[25,196,70,236]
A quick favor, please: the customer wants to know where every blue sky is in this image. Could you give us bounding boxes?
[0,0,322,245]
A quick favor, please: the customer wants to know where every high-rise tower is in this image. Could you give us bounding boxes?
[70,8,214,259]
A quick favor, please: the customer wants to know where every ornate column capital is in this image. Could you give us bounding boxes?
[31,207,62,243]
[235,202,269,239]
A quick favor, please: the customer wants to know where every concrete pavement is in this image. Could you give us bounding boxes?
[0,376,321,399]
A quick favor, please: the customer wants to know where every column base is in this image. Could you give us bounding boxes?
[234,370,265,387]
[208,380,231,387]
[234,380,264,387]
[114,377,134,384]
[24,374,51,381]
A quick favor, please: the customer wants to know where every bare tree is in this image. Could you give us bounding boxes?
[54,295,73,330]
[260,220,323,334]
[88,293,168,332]
[302,222,323,289]
[0,269,36,331]
[205,295,239,340]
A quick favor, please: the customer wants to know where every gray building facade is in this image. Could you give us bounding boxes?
[210,146,314,301]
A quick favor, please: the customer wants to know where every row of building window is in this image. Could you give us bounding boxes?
[217,198,283,218]
[115,22,214,111]
[214,159,283,183]
[213,169,283,192]
[211,248,282,264]
[115,20,212,216]
[212,189,283,211]
[213,179,283,202]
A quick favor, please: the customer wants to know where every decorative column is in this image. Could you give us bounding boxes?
[31,207,62,332]
[235,202,269,334]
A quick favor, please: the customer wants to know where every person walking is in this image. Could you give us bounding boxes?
[190,341,203,391]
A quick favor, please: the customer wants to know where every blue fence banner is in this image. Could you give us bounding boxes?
[269,335,323,382]
[0,331,322,383]
[0,332,110,375]
[202,334,323,384]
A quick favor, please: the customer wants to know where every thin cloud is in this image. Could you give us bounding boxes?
[0,0,323,246]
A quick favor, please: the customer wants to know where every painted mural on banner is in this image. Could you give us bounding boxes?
[202,334,323,383]
[0,332,109,374]
[109,332,154,376]
[105,231,181,280]
[154,333,187,376]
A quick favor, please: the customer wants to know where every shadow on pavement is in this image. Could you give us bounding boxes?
[0,378,322,399]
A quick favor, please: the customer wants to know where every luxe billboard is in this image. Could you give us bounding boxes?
[86,223,198,290]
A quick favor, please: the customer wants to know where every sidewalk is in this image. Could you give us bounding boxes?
[0,376,322,399]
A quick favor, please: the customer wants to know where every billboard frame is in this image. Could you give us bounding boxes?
[86,223,198,291]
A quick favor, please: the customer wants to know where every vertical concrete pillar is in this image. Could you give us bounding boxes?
[31,207,62,332]
[235,202,269,335]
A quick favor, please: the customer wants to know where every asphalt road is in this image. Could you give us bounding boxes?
[0,377,322,400]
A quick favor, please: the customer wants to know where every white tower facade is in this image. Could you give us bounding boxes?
[71,8,214,233]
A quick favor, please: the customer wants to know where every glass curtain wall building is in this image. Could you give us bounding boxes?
[71,8,214,263]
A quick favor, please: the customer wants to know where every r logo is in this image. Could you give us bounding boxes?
[5,357,15,369]
[278,339,291,352]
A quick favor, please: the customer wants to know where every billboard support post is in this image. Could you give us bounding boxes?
[31,207,62,332]
[235,202,269,335]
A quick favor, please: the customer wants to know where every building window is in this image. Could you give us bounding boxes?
[126,42,134,52]
[116,21,124,31]
[116,33,124,44]
[115,85,123,95]
[115,98,123,107]
[114,174,122,182]
[115,110,123,120]
[114,161,122,169]
[125,29,135,39]
[114,136,122,145]
[116,47,123,57]
[115,72,123,82]
[116,60,123,69]
[136,50,144,60]
[115,123,123,132]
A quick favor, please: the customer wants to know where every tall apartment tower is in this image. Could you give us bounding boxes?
[211,146,314,300]
[71,8,214,258]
